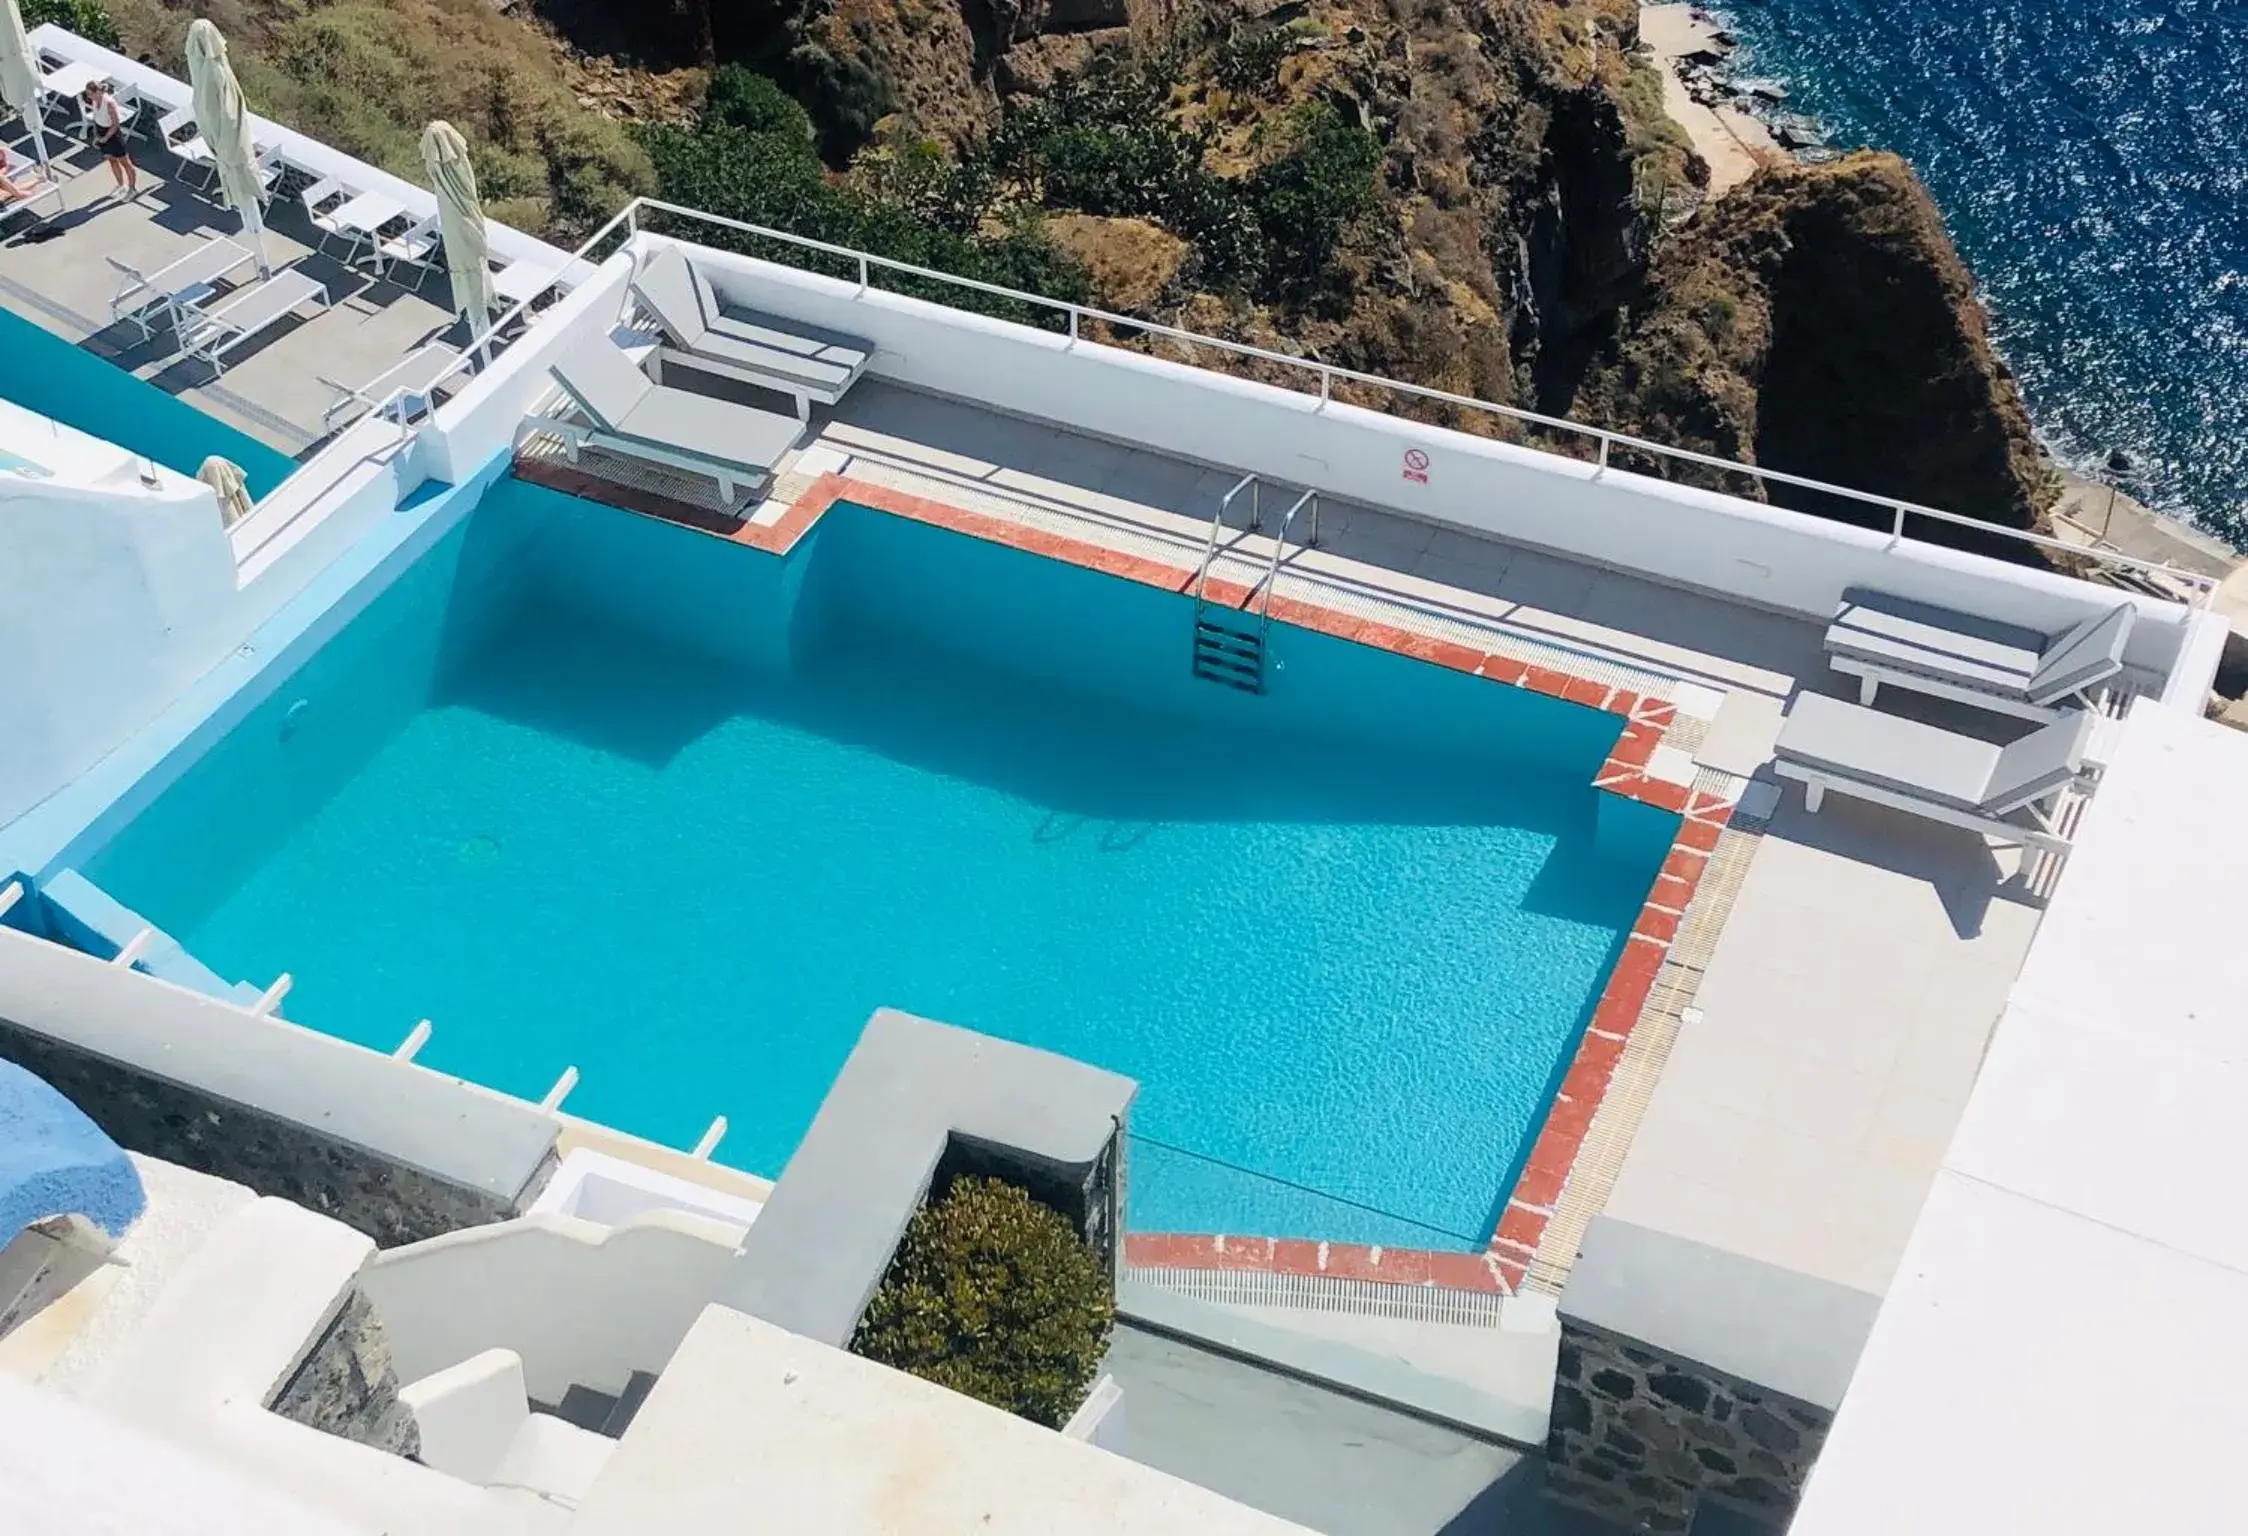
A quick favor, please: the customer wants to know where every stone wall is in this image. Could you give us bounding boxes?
[0,1022,548,1247]
[269,1288,422,1459]
[1547,1320,1830,1534]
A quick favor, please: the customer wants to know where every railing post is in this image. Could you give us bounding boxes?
[1596,436,1611,474]
[394,1019,433,1061]
[249,974,292,1019]
[540,1066,580,1113]
[1069,307,1079,343]
[1892,504,1908,541]
[856,255,869,294]
[1309,493,1321,548]
[1319,369,1331,408]
[692,1116,729,1159]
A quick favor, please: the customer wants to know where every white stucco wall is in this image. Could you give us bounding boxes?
[667,234,2202,689]
[571,1306,1317,1536]
[361,1210,747,1403]
[0,457,238,830]
[1789,705,2248,1534]
[424,255,634,484]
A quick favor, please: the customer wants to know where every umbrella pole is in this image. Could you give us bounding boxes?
[19,106,47,185]
[245,195,269,276]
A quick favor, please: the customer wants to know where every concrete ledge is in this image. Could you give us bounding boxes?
[717,1008,1134,1347]
[0,927,558,1240]
[1559,1215,1880,1411]
[1120,1278,1553,1449]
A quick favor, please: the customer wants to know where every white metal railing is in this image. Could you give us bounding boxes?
[614,197,2219,606]
[333,193,2217,607]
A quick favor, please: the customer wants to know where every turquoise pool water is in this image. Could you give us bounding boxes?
[0,305,295,496]
[85,479,1677,1248]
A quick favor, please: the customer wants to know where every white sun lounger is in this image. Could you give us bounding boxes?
[0,164,64,236]
[1772,692,2094,854]
[173,268,330,375]
[631,245,868,421]
[546,334,803,503]
[107,236,257,340]
[1825,586,2134,721]
[319,341,462,430]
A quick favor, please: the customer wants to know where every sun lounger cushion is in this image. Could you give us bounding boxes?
[2025,603,2134,705]
[551,336,803,480]
[1774,693,2002,812]
[1979,710,2095,812]
[632,246,867,401]
[551,335,655,433]
[688,261,869,369]
[1826,589,2045,697]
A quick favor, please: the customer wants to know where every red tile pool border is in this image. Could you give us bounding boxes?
[545,467,1737,1295]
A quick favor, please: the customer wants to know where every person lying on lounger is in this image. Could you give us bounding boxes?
[0,151,55,204]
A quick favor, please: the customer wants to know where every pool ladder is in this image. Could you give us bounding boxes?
[1189,475,1319,695]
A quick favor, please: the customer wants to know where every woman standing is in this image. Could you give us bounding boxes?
[80,79,137,198]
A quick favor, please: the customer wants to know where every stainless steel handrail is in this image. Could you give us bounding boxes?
[1252,489,1319,622]
[1192,473,1260,605]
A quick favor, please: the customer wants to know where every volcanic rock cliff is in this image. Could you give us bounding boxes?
[1574,150,2053,547]
[790,0,2050,543]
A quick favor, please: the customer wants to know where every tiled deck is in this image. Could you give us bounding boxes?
[0,133,462,459]
[517,368,2048,1310]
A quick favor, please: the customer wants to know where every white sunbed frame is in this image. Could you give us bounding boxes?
[106,236,257,340]
[1772,756,2079,855]
[527,411,768,503]
[629,247,868,424]
[0,171,66,237]
[1830,654,2115,724]
[173,269,331,376]
[318,341,461,430]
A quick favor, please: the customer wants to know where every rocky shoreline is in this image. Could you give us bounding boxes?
[1639,4,1835,192]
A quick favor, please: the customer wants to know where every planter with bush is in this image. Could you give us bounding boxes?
[849,1174,1115,1430]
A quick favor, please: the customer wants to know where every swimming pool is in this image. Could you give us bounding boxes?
[0,305,295,495]
[82,478,1678,1249]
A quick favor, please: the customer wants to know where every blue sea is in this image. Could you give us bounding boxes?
[1722,0,2248,543]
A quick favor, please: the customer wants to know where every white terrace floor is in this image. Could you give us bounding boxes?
[0,136,460,459]
[534,361,2052,1311]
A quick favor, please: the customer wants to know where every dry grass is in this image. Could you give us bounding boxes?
[105,0,653,237]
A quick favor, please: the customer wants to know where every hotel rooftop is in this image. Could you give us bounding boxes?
[2,26,2245,1536]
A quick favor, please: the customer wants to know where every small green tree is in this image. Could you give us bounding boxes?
[1248,104,1382,298]
[851,1176,1115,1429]
[703,65,815,143]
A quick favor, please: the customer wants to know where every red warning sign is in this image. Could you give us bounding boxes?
[1402,447,1430,484]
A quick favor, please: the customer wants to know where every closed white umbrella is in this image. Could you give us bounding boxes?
[185,19,266,273]
[197,455,253,526]
[419,121,494,333]
[0,0,51,184]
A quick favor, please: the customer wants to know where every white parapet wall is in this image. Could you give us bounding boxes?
[0,404,234,828]
[424,253,635,485]
[570,1306,1318,1536]
[655,231,2213,696]
[360,1210,749,1405]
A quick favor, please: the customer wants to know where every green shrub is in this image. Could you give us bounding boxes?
[638,85,1088,327]
[850,1176,1115,1429]
[22,0,119,49]
[1212,25,1287,97]
[704,64,814,143]
[1247,104,1381,297]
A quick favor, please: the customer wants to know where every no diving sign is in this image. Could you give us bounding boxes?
[1402,447,1431,484]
